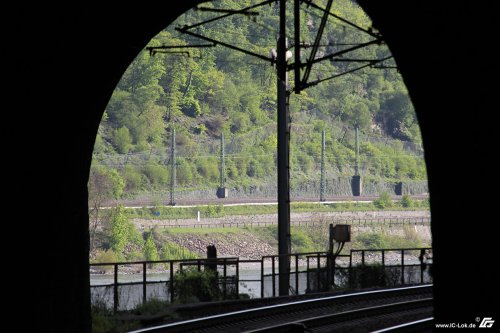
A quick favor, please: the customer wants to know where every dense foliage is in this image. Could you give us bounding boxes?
[90,0,426,201]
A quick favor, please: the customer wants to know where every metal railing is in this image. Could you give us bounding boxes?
[90,247,432,312]
[348,248,433,288]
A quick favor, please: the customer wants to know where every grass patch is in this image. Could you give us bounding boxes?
[353,226,427,249]
[125,200,429,221]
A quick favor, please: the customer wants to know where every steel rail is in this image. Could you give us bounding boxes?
[371,317,434,332]
[246,298,433,332]
[127,284,432,333]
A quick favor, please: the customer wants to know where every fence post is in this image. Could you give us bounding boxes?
[306,256,310,292]
[143,262,147,305]
[223,258,227,299]
[261,258,264,298]
[420,249,425,283]
[170,261,174,303]
[295,255,299,294]
[272,257,276,297]
[401,250,405,285]
[316,253,321,291]
[113,264,118,313]
[236,259,239,297]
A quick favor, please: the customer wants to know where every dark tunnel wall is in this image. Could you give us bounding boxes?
[358,0,499,322]
[6,1,499,332]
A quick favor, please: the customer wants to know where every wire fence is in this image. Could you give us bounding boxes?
[143,217,431,229]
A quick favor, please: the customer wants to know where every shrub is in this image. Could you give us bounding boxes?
[143,162,169,186]
[373,191,392,209]
[92,250,119,272]
[132,298,171,316]
[291,229,316,253]
[356,232,386,249]
[161,242,198,260]
[144,233,160,263]
[400,194,413,208]
[110,205,130,254]
[173,268,220,303]
[113,126,133,154]
[122,165,142,192]
[205,204,225,218]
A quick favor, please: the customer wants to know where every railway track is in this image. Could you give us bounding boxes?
[129,285,432,333]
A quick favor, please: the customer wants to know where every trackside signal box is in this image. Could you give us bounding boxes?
[331,224,351,242]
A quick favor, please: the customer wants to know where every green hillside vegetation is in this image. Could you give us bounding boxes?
[90,0,426,202]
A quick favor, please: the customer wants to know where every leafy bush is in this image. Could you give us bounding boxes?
[205,204,225,218]
[173,268,220,303]
[161,242,198,260]
[356,233,386,249]
[122,165,142,192]
[143,162,169,187]
[355,230,424,249]
[113,126,132,154]
[110,205,130,254]
[400,194,413,208]
[92,249,119,272]
[373,191,393,209]
[144,233,160,263]
[291,228,316,253]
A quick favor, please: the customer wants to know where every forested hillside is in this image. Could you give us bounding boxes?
[90,0,426,202]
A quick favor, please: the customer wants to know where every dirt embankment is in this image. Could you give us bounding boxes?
[163,231,277,260]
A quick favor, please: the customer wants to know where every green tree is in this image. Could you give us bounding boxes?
[144,233,160,263]
[113,126,132,154]
[378,90,416,140]
[110,205,130,255]
[345,102,371,131]
[143,162,169,187]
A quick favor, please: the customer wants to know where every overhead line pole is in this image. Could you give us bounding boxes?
[320,130,326,202]
[220,133,225,188]
[277,0,291,297]
[169,127,176,206]
[294,0,301,93]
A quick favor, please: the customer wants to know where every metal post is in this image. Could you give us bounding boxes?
[401,250,405,285]
[355,126,360,176]
[169,128,176,206]
[294,0,301,93]
[220,133,225,188]
[113,264,118,313]
[295,255,299,294]
[169,261,174,303]
[217,133,227,198]
[143,262,147,305]
[277,0,291,296]
[320,130,326,201]
[260,258,264,298]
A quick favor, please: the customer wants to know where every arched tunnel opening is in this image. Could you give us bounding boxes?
[8,1,498,332]
[88,2,430,327]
